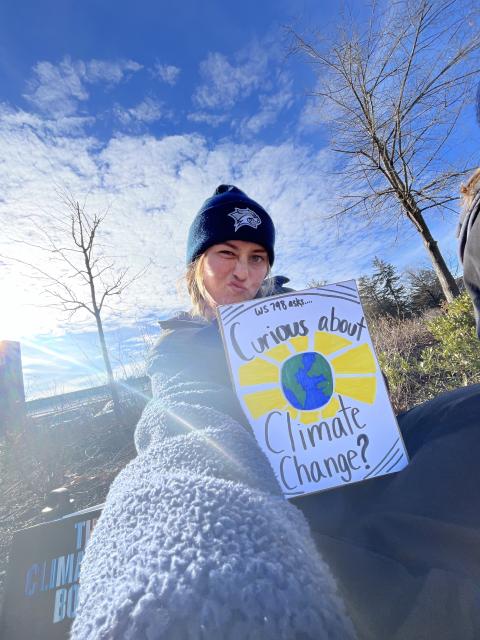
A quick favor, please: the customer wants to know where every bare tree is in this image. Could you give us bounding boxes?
[407,266,446,311]
[291,0,480,301]
[6,194,147,424]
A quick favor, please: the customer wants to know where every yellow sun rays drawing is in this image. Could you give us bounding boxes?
[238,331,377,423]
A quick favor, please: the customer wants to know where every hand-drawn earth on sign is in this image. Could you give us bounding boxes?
[281,352,333,410]
[218,280,408,498]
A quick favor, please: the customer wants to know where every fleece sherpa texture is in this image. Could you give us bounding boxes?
[71,366,356,639]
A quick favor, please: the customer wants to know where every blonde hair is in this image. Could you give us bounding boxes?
[185,254,211,319]
[185,254,274,320]
[460,168,480,210]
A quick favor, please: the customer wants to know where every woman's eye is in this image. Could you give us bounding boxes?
[251,255,266,263]
[219,250,235,257]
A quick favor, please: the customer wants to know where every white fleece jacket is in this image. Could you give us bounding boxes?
[71,366,356,640]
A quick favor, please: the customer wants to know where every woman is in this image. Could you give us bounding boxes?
[71,185,357,640]
[73,184,480,640]
[145,185,294,431]
[153,185,480,640]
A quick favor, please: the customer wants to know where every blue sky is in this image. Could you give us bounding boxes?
[0,0,477,398]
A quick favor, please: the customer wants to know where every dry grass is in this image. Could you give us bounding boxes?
[369,311,439,414]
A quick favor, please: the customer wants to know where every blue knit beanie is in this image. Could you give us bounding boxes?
[186,185,275,265]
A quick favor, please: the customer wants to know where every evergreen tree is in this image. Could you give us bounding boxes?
[371,258,409,318]
[358,258,409,318]
[358,275,383,319]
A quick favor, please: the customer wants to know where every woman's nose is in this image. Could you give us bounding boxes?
[233,257,248,279]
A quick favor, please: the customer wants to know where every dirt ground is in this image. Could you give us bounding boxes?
[0,394,146,617]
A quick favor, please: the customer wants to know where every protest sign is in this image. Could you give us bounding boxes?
[218,280,408,497]
[1,504,102,640]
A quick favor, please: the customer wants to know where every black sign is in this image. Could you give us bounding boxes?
[1,505,103,640]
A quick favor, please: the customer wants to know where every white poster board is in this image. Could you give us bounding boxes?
[218,280,409,498]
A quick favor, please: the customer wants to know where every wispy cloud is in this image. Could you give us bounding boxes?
[297,86,334,133]
[240,75,294,135]
[194,43,270,109]
[24,56,142,116]
[186,111,230,127]
[25,58,88,116]
[193,41,295,135]
[114,97,165,126]
[0,102,94,136]
[152,63,181,85]
[84,59,142,84]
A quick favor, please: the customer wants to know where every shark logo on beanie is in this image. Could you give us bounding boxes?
[228,207,262,232]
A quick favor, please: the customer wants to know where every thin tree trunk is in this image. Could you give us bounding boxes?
[421,235,460,303]
[386,282,403,317]
[94,311,123,425]
[375,143,460,303]
[407,207,460,302]
[78,204,124,425]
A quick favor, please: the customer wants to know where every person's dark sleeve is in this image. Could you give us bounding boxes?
[458,191,480,336]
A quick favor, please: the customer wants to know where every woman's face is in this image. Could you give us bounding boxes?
[202,240,269,310]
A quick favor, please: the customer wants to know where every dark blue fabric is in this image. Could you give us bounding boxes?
[186,184,275,265]
[301,398,480,639]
